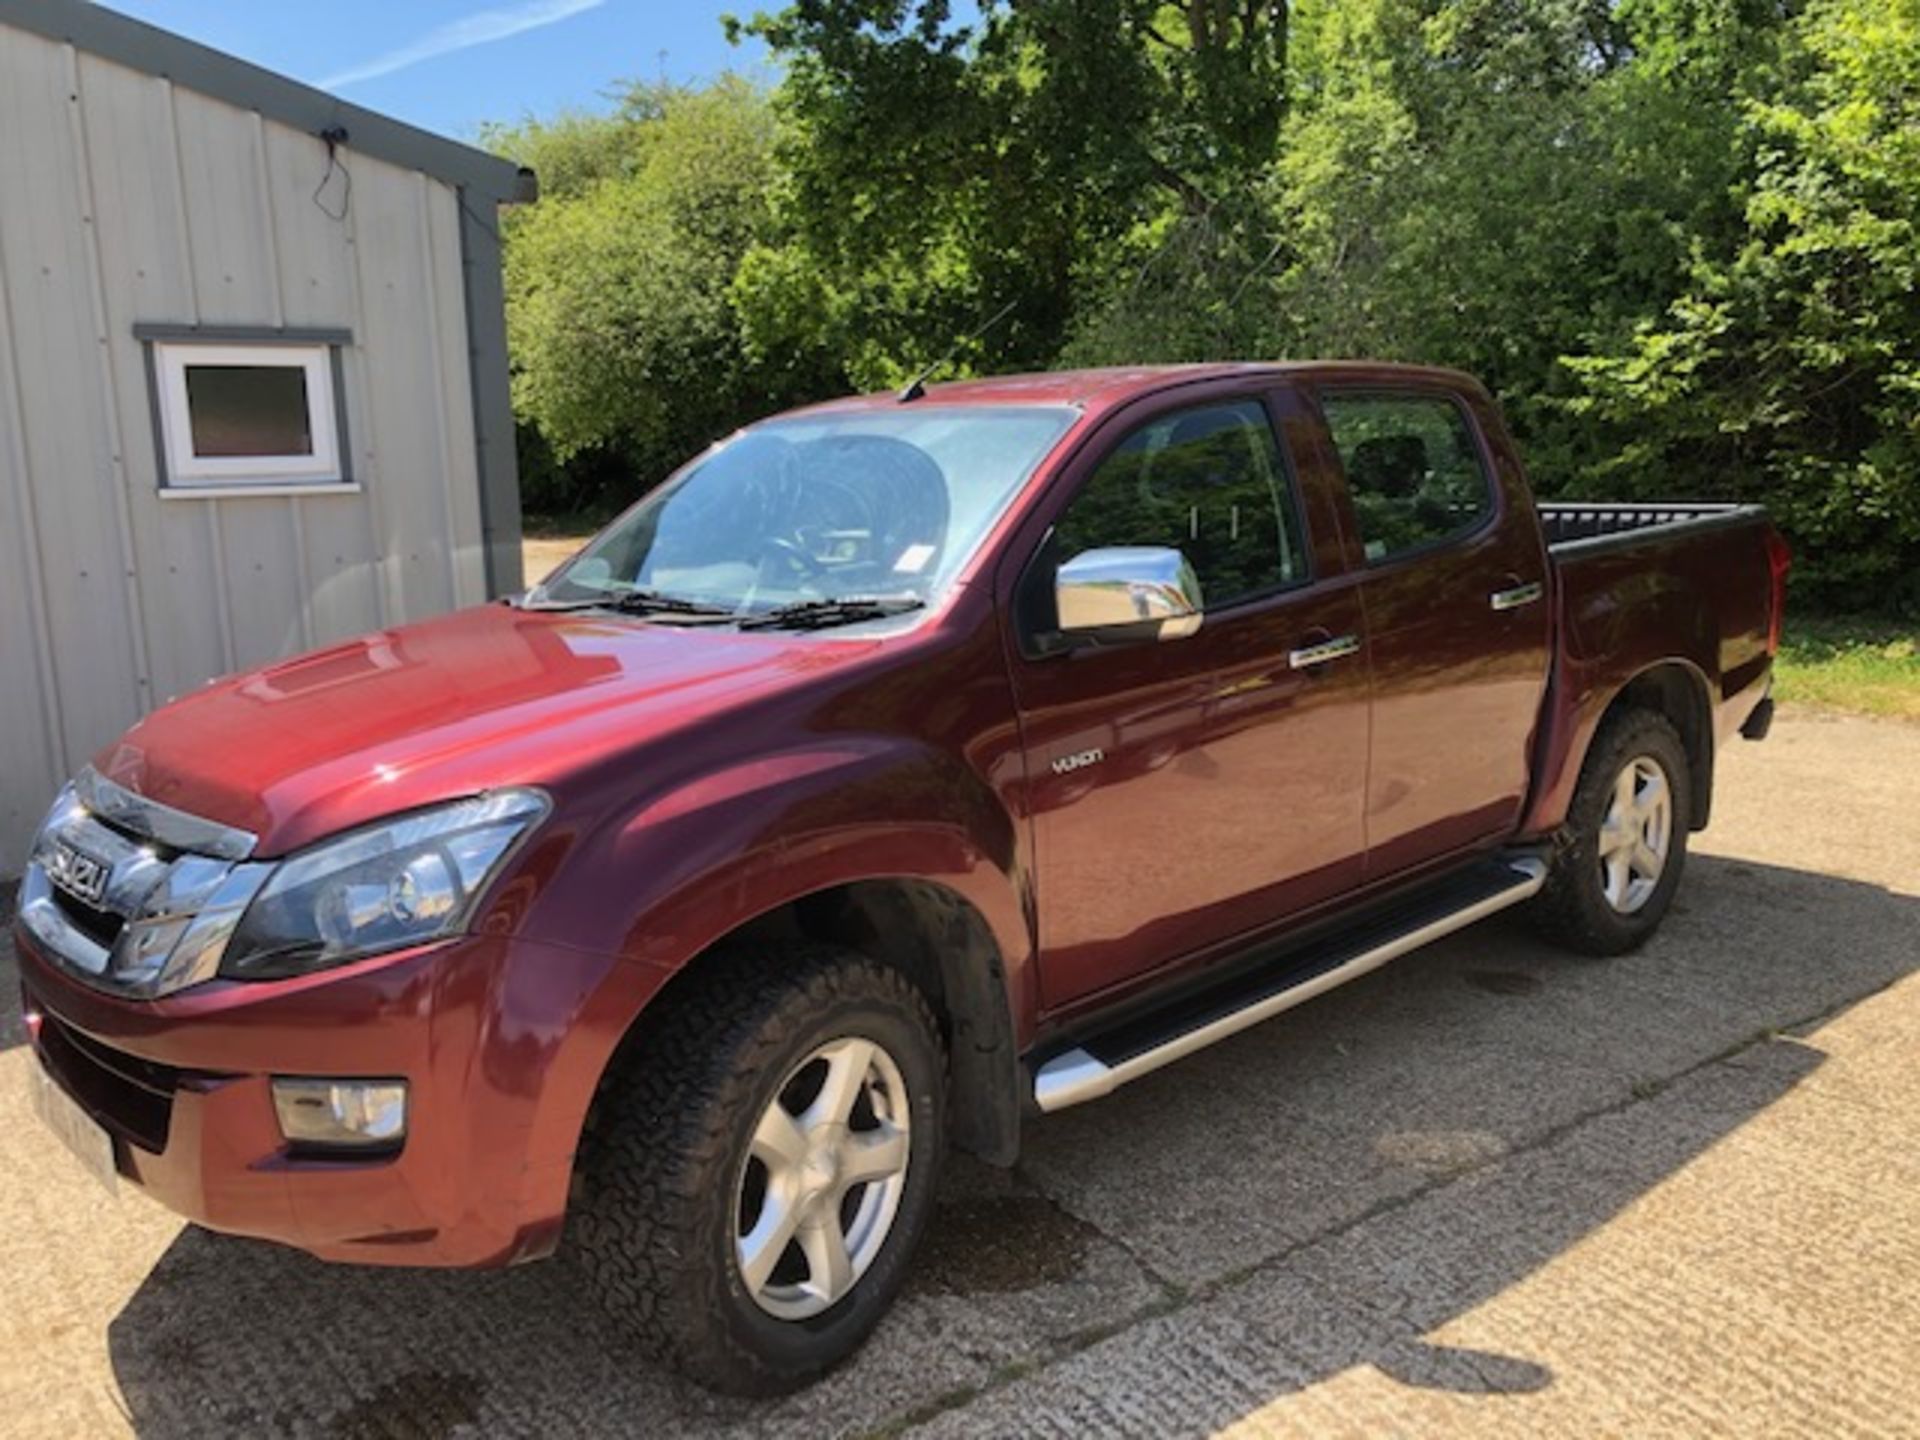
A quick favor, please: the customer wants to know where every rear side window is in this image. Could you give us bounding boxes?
[1053,400,1308,610]
[1319,393,1493,563]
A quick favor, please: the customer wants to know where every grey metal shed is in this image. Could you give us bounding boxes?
[0,0,536,873]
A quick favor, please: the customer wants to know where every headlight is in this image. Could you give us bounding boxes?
[219,790,548,980]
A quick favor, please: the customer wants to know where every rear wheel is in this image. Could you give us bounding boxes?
[1532,709,1691,956]
[569,945,946,1395]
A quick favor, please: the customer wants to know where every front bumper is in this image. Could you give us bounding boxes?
[15,923,653,1268]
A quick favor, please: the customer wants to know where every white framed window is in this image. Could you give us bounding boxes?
[142,331,351,495]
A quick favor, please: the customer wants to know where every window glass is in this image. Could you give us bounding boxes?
[541,405,1075,614]
[1053,400,1307,610]
[184,366,315,457]
[1319,393,1493,562]
[151,339,343,490]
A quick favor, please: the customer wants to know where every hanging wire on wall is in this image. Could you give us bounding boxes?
[312,125,353,223]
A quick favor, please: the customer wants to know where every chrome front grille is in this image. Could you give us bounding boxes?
[18,769,272,999]
[50,885,122,949]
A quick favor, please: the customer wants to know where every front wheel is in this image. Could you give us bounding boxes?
[569,945,946,1395]
[1532,708,1691,956]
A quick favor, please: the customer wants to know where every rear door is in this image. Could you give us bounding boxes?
[1310,385,1551,880]
[1004,385,1369,1012]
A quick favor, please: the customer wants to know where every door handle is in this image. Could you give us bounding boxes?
[1490,581,1544,612]
[1289,634,1360,670]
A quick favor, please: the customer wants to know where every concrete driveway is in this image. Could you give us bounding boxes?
[3,711,1916,1438]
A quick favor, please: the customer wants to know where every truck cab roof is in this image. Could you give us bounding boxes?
[788,361,1494,421]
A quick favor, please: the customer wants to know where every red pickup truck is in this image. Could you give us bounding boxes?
[16,363,1786,1393]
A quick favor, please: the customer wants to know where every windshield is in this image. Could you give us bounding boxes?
[532,405,1077,623]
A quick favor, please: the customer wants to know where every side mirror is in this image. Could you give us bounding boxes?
[1055,546,1204,645]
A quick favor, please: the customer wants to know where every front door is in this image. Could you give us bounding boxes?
[1312,387,1552,880]
[1006,392,1371,1012]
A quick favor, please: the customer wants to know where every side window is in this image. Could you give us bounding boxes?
[1319,393,1494,563]
[1052,400,1308,611]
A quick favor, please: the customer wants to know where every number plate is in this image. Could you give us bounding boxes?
[28,1062,119,1195]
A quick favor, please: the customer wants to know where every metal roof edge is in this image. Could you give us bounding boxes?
[0,0,535,203]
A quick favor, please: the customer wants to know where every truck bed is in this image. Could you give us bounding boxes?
[1530,496,1780,838]
[1539,502,1768,557]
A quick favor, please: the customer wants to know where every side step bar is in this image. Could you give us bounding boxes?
[1032,854,1548,1113]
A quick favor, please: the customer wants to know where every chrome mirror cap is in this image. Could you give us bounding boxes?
[1056,546,1203,642]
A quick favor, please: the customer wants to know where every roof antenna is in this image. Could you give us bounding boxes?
[898,298,1017,402]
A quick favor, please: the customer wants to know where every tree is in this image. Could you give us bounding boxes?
[1067,0,1792,487]
[492,78,820,511]
[1565,0,1920,609]
[484,1,1915,611]
[729,1,1298,388]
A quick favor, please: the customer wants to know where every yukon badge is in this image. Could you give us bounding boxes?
[1050,747,1105,776]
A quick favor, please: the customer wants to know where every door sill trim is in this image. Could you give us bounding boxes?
[1032,854,1547,1113]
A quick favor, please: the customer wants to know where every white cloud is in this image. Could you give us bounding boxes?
[319,0,606,90]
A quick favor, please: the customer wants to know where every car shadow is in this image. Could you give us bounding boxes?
[91,855,1920,1436]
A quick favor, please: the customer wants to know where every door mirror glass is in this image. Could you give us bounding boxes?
[1056,546,1204,644]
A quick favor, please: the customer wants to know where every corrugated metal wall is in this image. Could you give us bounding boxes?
[0,28,491,872]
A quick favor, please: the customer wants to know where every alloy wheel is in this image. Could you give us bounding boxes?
[1598,754,1673,914]
[735,1037,912,1320]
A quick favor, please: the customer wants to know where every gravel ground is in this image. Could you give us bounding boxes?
[2,710,1916,1438]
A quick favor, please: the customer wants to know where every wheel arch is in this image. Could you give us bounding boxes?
[586,875,1026,1170]
[1578,659,1716,831]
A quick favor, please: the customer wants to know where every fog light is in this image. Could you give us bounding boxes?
[272,1078,407,1149]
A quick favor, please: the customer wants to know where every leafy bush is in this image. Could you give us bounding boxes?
[490,79,827,513]
[1564,0,1920,612]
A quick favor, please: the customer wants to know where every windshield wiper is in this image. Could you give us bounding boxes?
[519,587,737,620]
[605,589,738,618]
[735,596,926,632]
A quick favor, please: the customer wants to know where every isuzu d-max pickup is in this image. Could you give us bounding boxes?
[16,363,1787,1392]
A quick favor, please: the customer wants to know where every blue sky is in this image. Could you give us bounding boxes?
[101,1,773,142]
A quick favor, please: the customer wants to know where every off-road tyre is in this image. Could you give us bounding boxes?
[568,944,946,1396]
[1532,708,1692,957]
